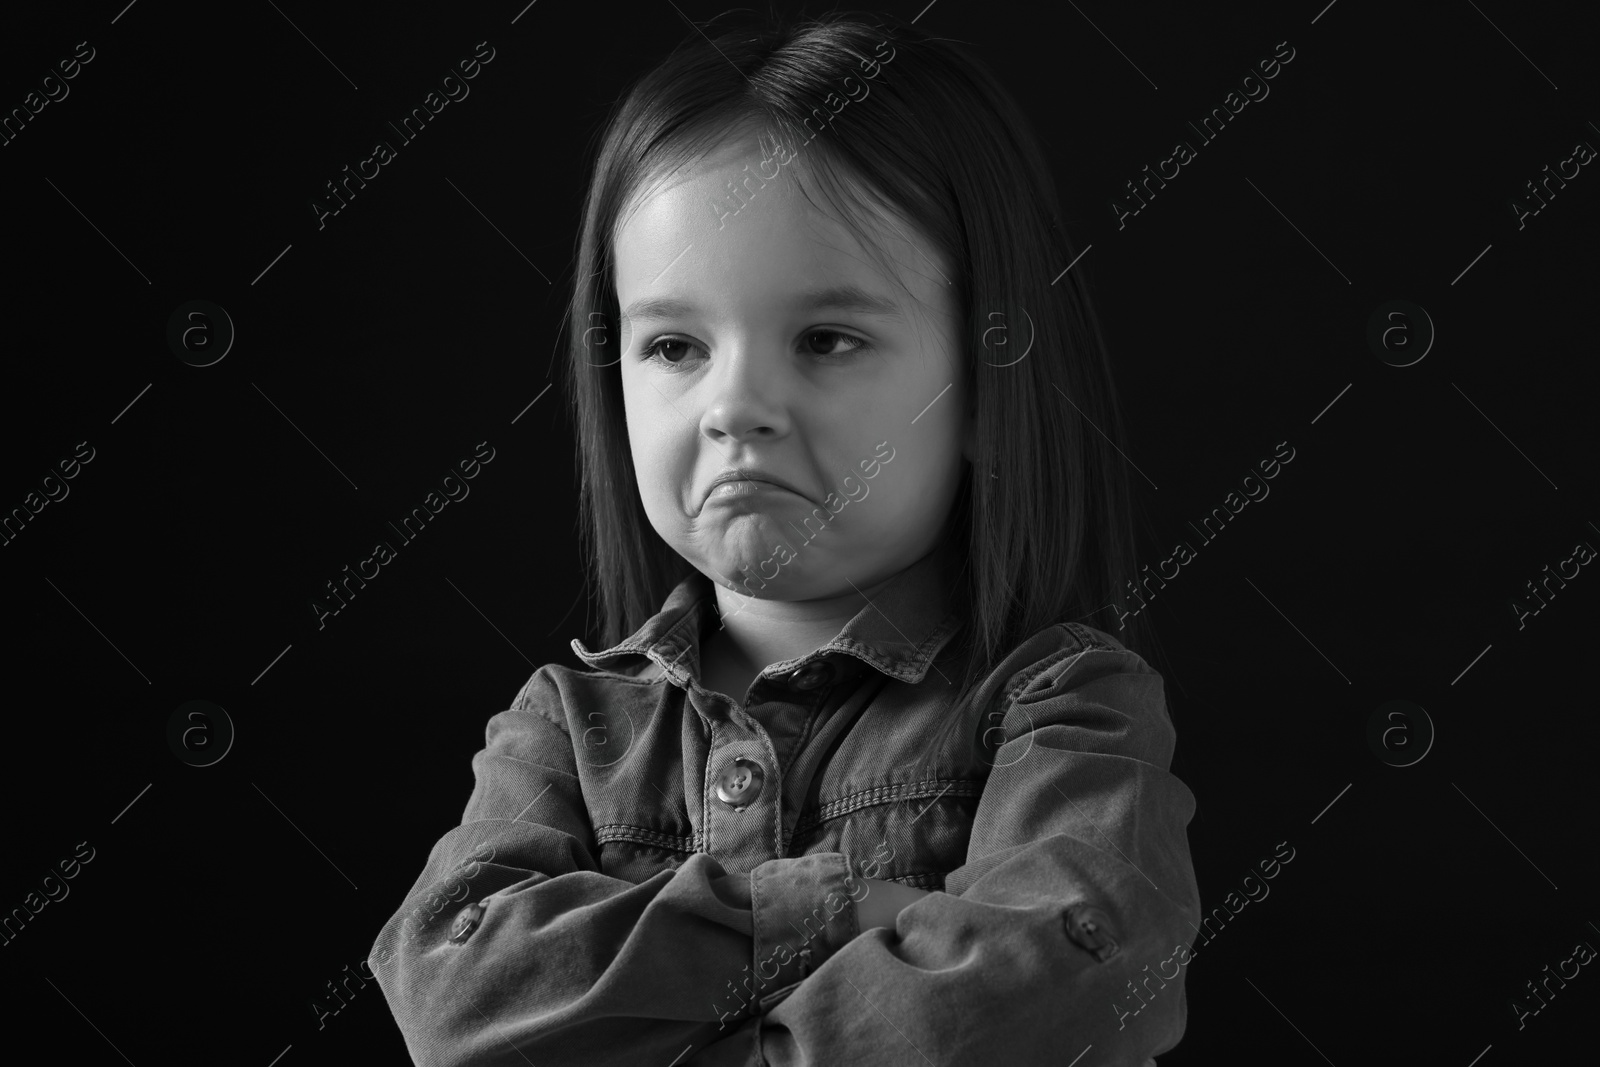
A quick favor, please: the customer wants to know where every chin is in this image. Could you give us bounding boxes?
[710,570,770,598]
[706,544,800,594]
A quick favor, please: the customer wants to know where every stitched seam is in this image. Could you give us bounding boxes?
[592,821,691,835]
[827,637,902,676]
[791,778,982,838]
[1004,625,1079,702]
[596,837,693,855]
[1063,621,1116,653]
[1013,626,1144,705]
[562,671,670,689]
[509,675,572,734]
[1005,623,1096,703]
[593,825,695,852]
[629,601,707,681]
[829,611,960,679]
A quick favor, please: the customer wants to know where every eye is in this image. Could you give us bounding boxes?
[802,330,871,359]
[639,329,873,369]
[640,336,701,367]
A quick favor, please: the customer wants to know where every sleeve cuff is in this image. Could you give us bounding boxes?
[748,852,862,995]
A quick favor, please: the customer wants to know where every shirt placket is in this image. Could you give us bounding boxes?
[699,658,841,874]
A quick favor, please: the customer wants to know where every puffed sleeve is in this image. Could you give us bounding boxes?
[753,626,1202,1066]
[367,666,859,1066]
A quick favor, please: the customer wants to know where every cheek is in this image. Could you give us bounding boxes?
[619,373,654,444]
[619,378,690,512]
[832,447,915,531]
[618,380,654,477]
[897,424,968,527]
[629,428,669,497]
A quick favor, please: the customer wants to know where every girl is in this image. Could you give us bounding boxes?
[371,11,1200,1065]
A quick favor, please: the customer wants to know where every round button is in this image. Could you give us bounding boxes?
[448,902,486,944]
[1063,903,1120,962]
[715,757,766,810]
[787,661,834,690]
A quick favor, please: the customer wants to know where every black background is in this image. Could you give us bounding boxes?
[1,1,1596,1063]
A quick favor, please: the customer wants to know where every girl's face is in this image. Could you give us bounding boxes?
[613,137,975,603]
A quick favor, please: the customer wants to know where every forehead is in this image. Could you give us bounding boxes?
[612,141,952,329]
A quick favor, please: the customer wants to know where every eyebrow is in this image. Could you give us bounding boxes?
[620,284,907,328]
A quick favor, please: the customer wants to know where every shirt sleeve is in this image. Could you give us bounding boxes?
[753,626,1203,1067]
[367,666,860,1067]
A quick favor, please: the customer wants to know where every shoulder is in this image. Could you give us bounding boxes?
[992,620,1151,699]
[508,664,563,716]
[992,621,1174,766]
[503,659,665,732]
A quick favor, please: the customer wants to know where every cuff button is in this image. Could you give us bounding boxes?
[448,901,486,944]
[1063,903,1120,962]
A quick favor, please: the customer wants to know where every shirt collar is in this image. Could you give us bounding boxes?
[570,539,965,689]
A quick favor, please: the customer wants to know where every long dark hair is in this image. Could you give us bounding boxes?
[559,9,1169,741]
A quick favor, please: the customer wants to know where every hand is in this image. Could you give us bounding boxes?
[854,877,930,930]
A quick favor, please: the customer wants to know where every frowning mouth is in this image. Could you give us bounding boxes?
[704,478,796,504]
[702,467,805,509]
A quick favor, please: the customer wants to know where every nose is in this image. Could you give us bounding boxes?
[698,341,792,446]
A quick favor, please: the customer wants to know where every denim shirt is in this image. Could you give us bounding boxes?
[369,543,1202,1066]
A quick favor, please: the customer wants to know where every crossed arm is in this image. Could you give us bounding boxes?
[370,642,1199,1066]
[711,872,929,929]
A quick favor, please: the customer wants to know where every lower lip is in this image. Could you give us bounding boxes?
[707,479,793,502]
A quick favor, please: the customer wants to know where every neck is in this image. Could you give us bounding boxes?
[704,566,903,677]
